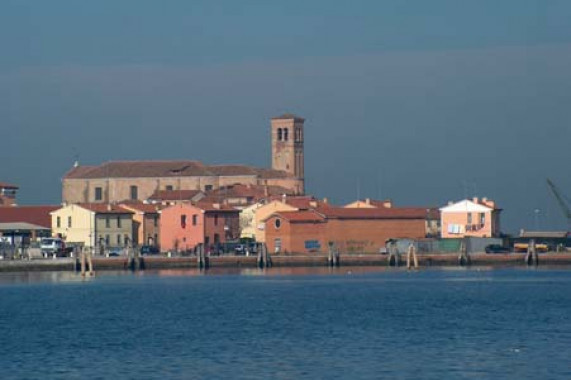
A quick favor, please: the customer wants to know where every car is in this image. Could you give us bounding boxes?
[108,248,124,257]
[485,244,510,254]
[40,238,65,257]
[140,245,160,256]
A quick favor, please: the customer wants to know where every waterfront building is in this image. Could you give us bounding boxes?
[0,182,19,207]
[159,202,240,253]
[345,198,441,238]
[61,114,306,204]
[0,205,58,244]
[263,207,427,254]
[119,202,162,248]
[51,204,134,248]
[248,196,326,243]
[440,198,502,238]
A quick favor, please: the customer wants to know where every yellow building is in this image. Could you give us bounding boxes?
[51,204,134,248]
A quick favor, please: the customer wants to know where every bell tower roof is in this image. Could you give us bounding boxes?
[271,113,305,122]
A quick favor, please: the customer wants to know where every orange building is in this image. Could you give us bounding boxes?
[440,198,502,238]
[264,207,427,254]
[159,203,240,253]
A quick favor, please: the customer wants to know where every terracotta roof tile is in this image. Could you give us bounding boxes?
[63,161,296,180]
[271,210,325,223]
[316,207,428,220]
[119,202,162,213]
[75,203,134,214]
[271,113,305,122]
[0,206,59,228]
[147,190,204,201]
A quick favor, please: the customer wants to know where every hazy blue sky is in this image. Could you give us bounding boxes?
[1,0,570,232]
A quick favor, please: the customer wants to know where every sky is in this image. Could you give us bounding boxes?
[1,0,570,233]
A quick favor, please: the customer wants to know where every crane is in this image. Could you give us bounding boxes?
[546,178,571,230]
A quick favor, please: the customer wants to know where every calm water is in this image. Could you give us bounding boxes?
[1,267,570,380]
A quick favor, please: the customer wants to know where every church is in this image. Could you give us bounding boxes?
[62,114,306,204]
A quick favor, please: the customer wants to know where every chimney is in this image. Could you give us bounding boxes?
[472,197,479,204]
[365,198,371,205]
[213,203,221,209]
[309,200,318,208]
[323,198,328,204]
[107,204,112,211]
[383,200,393,208]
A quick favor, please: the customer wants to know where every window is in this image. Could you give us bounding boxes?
[274,238,282,253]
[166,185,173,191]
[105,216,110,228]
[467,213,472,224]
[124,235,129,246]
[277,128,283,141]
[105,235,110,246]
[130,185,138,200]
[192,214,197,226]
[275,218,281,229]
[480,212,485,226]
[67,216,72,228]
[205,184,213,191]
[153,215,158,227]
[117,216,122,228]
[95,187,103,201]
[214,233,220,243]
[283,128,289,141]
[214,214,218,226]
[181,215,187,228]
[56,216,61,228]
[116,234,121,246]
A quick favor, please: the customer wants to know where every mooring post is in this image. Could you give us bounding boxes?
[197,244,204,269]
[525,239,538,266]
[458,240,470,266]
[328,242,334,267]
[388,242,399,267]
[257,243,264,268]
[407,243,419,269]
[263,244,272,268]
[80,248,86,276]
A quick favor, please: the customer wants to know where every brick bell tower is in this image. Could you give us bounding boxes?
[271,113,305,183]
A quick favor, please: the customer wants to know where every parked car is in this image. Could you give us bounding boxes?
[140,245,160,256]
[485,244,510,254]
[40,238,66,257]
[108,248,124,257]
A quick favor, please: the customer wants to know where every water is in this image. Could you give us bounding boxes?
[1,267,570,379]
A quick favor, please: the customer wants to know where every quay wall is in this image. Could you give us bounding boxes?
[1,253,571,272]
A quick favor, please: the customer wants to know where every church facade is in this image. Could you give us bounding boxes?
[62,114,306,204]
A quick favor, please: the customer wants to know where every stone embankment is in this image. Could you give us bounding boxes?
[1,253,571,272]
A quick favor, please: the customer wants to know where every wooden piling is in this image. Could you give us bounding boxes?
[387,242,399,267]
[458,240,471,266]
[80,246,94,276]
[406,243,419,269]
[525,239,538,266]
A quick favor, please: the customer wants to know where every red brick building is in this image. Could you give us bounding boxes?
[160,203,240,253]
[264,207,427,254]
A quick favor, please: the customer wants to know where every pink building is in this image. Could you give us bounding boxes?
[159,202,240,252]
[440,198,502,238]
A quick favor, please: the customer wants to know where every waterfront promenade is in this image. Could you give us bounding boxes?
[2,252,571,272]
